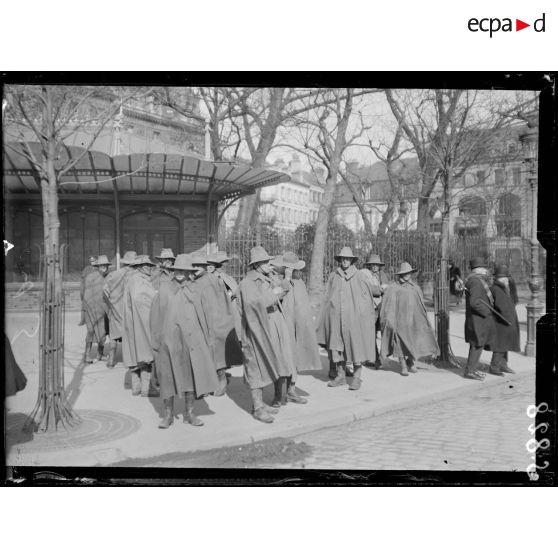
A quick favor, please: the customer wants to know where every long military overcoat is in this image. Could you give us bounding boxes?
[380,280,439,360]
[464,274,497,349]
[316,266,379,363]
[82,270,109,343]
[489,282,520,352]
[193,271,238,370]
[237,269,296,389]
[150,279,218,399]
[281,277,322,373]
[122,269,156,368]
[103,266,131,340]
[215,270,243,340]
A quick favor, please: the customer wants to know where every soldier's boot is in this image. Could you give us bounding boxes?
[406,358,418,374]
[374,341,383,369]
[213,368,228,397]
[286,377,307,404]
[328,360,337,380]
[251,388,274,423]
[130,369,142,396]
[97,341,105,361]
[158,397,174,429]
[82,342,94,364]
[106,341,117,368]
[184,391,204,426]
[272,377,288,407]
[140,367,159,397]
[399,358,409,376]
[349,364,363,390]
[328,363,347,387]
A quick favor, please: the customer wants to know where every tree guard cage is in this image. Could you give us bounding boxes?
[24,244,81,432]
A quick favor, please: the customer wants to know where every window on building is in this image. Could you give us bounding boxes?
[457,196,487,236]
[476,170,486,184]
[512,167,521,187]
[507,141,518,155]
[494,168,505,186]
[496,193,522,237]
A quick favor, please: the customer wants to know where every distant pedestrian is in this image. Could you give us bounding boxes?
[361,253,389,369]
[272,251,322,403]
[81,255,111,363]
[122,255,158,396]
[78,255,97,326]
[449,259,464,305]
[191,252,237,397]
[102,251,137,368]
[151,248,176,291]
[316,247,379,390]
[463,257,497,381]
[237,246,295,423]
[489,265,520,374]
[150,254,219,429]
[380,262,439,376]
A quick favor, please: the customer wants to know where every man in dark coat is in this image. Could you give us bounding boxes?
[361,254,390,369]
[150,254,219,429]
[271,251,322,404]
[81,255,110,363]
[237,246,295,423]
[103,250,136,367]
[449,259,464,305]
[191,252,237,397]
[316,246,380,391]
[489,264,520,374]
[122,255,158,396]
[464,257,498,380]
[380,262,439,376]
[151,248,175,291]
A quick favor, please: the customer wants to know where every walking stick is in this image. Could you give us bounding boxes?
[463,287,512,326]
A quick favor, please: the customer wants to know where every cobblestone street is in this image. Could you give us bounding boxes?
[269,370,535,471]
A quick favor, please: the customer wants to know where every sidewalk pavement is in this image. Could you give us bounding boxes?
[5,307,536,467]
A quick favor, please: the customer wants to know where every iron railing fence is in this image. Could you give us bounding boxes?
[222,228,545,289]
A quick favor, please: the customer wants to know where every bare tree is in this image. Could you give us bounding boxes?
[3,84,148,431]
[386,89,525,364]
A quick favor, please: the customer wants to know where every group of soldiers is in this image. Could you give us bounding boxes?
[79,245,521,427]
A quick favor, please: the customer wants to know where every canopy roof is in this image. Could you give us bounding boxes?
[3,142,289,200]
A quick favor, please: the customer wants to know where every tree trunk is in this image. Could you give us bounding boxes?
[307,171,337,309]
[434,202,459,367]
[24,159,80,432]
[416,197,431,232]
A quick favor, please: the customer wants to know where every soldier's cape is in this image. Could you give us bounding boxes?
[150,279,218,398]
[282,277,322,371]
[122,269,156,368]
[82,270,108,342]
[380,280,439,359]
[103,266,130,340]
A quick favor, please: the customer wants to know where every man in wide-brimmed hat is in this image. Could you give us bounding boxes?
[151,248,176,291]
[361,253,390,369]
[150,254,219,429]
[463,257,498,381]
[381,262,439,376]
[237,246,296,422]
[122,255,159,396]
[190,251,237,397]
[81,255,111,363]
[102,251,137,368]
[488,264,519,375]
[316,246,379,390]
[271,251,321,404]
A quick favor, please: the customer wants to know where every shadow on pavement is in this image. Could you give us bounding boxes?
[5,412,35,451]
[147,391,215,421]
